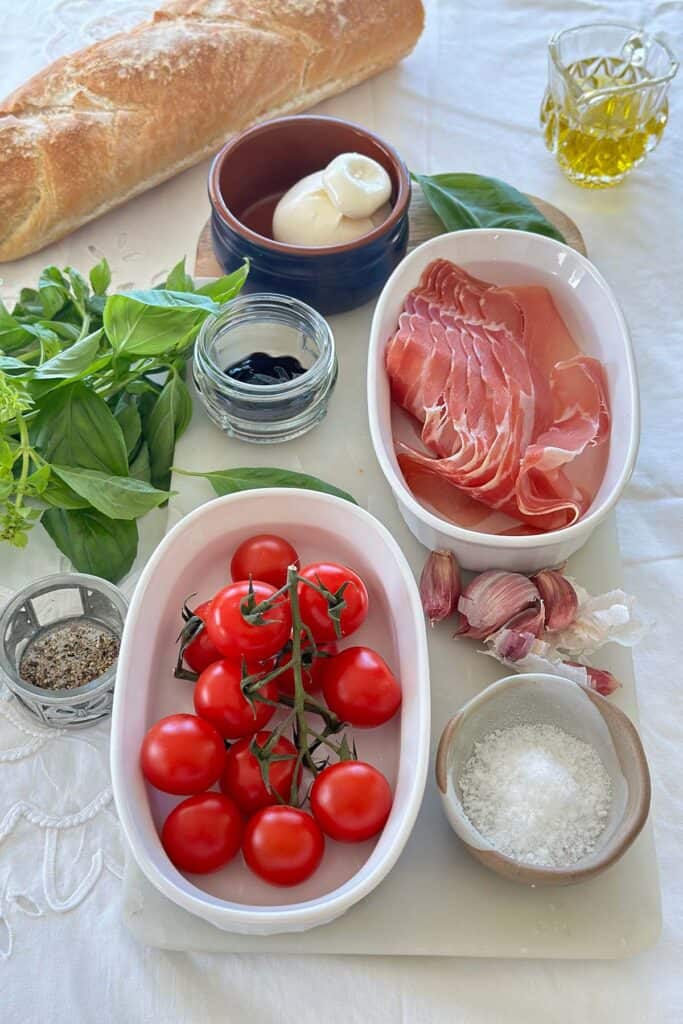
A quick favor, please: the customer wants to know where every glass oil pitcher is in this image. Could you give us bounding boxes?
[541,23,678,187]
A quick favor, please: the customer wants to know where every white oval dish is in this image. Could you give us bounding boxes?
[111,489,430,935]
[367,229,640,572]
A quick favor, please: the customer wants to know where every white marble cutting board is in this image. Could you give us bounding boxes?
[120,292,661,958]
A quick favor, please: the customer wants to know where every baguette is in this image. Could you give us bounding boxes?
[0,0,424,262]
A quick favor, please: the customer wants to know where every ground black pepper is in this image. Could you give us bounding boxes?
[19,619,119,690]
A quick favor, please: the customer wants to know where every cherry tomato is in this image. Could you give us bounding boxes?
[310,761,392,842]
[183,600,223,674]
[206,580,291,661]
[297,562,369,643]
[322,646,402,727]
[220,730,301,814]
[161,793,243,874]
[277,638,338,696]
[230,534,299,589]
[194,659,278,740]
[243,806,324,886]
[140,714,225,795]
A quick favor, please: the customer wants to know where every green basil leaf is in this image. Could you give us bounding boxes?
[89,258,111,296]
[116,289,217,311]
[32,329,103,380]
[23,322,61,347]
[413,172,566,243]
[13,288,44,318]
[23,464,50,497]
[36,320,81,342]
[181,467,358,505]
[30,382,129,476]
[145,373,193,491]
[52,464,171,519]
[129,441,151,482]
[114,395,142,456]
[42,472,92,510]
[0,301,33,351]
[0,356,31,376]
[164,258,194,293]
[41,507,138,582]
[86,293,106,318]
[103,294,214,357]
[196,260,249,303]
[66,266,90,315]
[38,267,68,319]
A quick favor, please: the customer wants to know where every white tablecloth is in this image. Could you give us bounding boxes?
[1,1,682,1020]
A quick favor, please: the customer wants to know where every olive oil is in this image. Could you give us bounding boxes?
[541,55,669,187]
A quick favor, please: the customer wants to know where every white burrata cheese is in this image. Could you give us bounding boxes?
[272,155,392,247]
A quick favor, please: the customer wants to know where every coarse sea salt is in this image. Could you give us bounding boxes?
[458,723,612,868]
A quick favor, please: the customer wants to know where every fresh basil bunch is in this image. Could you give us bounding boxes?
[0,257,248,581]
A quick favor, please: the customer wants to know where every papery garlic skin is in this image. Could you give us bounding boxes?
[419,549,461,625]
[544,581,648,657]
[483,637,622,696]
[532,569,578,631]
[457,570,539,640]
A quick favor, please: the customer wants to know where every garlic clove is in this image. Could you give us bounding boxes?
[504,599,545,638]
[567,662,621,696]
[457,570,540,640]
[419,549,461,625]
[532,569,579,632]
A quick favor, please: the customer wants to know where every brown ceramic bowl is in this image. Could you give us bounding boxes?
[435,673,651,886]
[208,115,411,314]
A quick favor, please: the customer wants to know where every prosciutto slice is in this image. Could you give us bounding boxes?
[385,260,610,531]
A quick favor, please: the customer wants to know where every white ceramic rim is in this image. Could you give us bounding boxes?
[110,489,431,929]
[367,228,640,551]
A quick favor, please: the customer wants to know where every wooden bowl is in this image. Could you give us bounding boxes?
[435,674,651,886]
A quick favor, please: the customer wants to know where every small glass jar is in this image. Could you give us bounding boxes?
[193,293,337,443]
[0,573,127,728]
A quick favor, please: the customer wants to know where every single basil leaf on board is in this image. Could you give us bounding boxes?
[51,465,171,520]
[89,258,111,296]
[113,394,142,456]
[178,467,358,505]
[30,381,129,476]
[196,261,249,303]
[145,373,193,491]
[129,441,151,482]
[412,172,567,243]
[41,507,138,582]
[103,295,213,357]
[32,329,103,380]
[164,258,194,293]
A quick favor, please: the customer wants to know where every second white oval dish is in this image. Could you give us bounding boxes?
[111,488,430,935]
[367,228,640,572]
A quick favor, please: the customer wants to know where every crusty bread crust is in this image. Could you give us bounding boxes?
[0,0,424,262]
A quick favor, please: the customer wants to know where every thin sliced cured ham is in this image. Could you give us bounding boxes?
[385,259,610,532]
